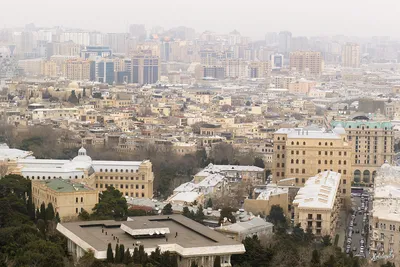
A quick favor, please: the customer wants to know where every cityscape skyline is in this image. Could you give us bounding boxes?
[2,0,400,39]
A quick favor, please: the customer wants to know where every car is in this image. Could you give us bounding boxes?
[347,238,352,244]
[346,248,351,254]
[361,230,365,235]
[357,207,361,211]
[358,210,363,215]
[360,240,365,245]
[355,229,360,233]
[354,221,357,226]
[346,244,351,250]
[353,246,357,251]
[348,231,352,237]
[350,221,354,227]
[352,214,356,219]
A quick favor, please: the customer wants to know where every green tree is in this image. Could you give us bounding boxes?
[162,203,173,215]
[321,235,332,247]
[82,88,87,98]
[267,205,287,228]
[55,212,60,223]
[46,203,55,221]
[323,255,335,267]
[123,248,133,264]
[206,198,213,209]
[40,202,46,222]
[195,205,205,223]
[115,243,120,263]
[78,209,91,221]
[381,263,396,267]
[106,243,114,263]
[182,206,191,218]
[310,249,321,267]
[14,239,64,267]
[119,244,125,263]
[219,207,236,224]
[68,90,79,104]
[253,157,265,169]
[214,255,221,267]
[92,186,128,220]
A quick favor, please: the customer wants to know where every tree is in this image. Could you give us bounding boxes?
[92,186,128,220]
[162,203,173,215]
[123,248,133,264]
[78,209,91,221]
[133,247,140,263]
[14,239,65,267]
[245,100,251,106]
[267,205,287,228]
[321,235,332,247]
[119,244,125,263]
[82,88,87,98]
[55,212,60,223]
[182,207,191,218]
[206,198,213,209]
[46,203,55,221]
[310,249,320,267]
[195,205,205,223]
[381,263,396,267]
[214,255,221,267]
[68,90,79,104]
[115,243,120,263]
[40,202,46,222]
[106,243,114,263]
[254,157,265,169]
[219,207,237,224]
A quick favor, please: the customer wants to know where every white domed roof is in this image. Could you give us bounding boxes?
[68,82,79,89]
[72,147,92,162]
[333,123,346,135]
[381,161,391,169]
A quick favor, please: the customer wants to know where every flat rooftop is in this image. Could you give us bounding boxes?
[57,215,244,257]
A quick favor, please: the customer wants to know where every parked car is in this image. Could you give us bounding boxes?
[355,229,360,233]
[353,246,357,251]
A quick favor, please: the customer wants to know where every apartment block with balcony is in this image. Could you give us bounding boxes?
[293,171,342,236]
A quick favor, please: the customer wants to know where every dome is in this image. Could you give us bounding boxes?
[68,82,79,89]
[381,161,391,169]
[333,123,346,135]
[72,147,92,162]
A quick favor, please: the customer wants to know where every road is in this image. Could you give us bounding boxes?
[344,191,372,258]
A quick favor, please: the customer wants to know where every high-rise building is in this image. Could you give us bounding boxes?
[63,59,91,80]
[265,32,278,45]
[105,33,129,54]
[129,24,146,41]
[278,31,292,55]
[131,53,160,84]
[342,43,360,68]
[291,36,309,51]
[272,125,352,196]
[270,54,284,69]
[249,61,271,78]
[96,59,115,85]
[203,66,225,80]
[331,119,394,185]
[289,51,323,76]
[81,46,112,60]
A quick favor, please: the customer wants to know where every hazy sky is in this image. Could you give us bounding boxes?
[1,0,399,39]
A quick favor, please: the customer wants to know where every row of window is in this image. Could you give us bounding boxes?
[98,175,145,181]
[96,184,145,190]
[317,160,347,165]
[99,168,139,173]
[375,222,400,232]
[27,175,84,180]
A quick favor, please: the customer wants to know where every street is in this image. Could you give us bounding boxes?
[344,190,372,258]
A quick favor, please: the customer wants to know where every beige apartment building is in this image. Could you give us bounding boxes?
[331,119,394,185]
[62,59,92,80]
[32,178,99,221]
[272,126,352,196]
[342,43,360,68]
[288,78,317,95]
[41,61,58,77]
[289,51,323,76]
[293,171,341,237]
[369,163,400,261]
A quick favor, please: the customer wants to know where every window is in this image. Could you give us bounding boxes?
[296,159,299,164]
[303,142,306,145]
[295,169,299,174]
[302,160,305,164]
[344,160,347,165]
[295,178,299,183]
[142,175,145,180]
[291,151,294,155]
[277,145,280,150]
[324,160,327,164]
[318,151,321,155]
[141,193,145,197]
[343,170,347,174]
[343,179,346,184]
[317,214,322,220]
[277,163,280,167]
[290,169,294,174]
[76,208,78,214]
[81,197,83,203]
[291,141,294,145]
[136,185,139,189]
[100,169,103,172]
[339,152,342,156]
[142,185,145,189]
[302,178,305,183]
[276,172,280,177]
[330,142,333,146]
[338,160,341,165]
[308,214,313,219]
[303,151,305,155]
[296,142,299,145]
[319,142,321,145]
[343,189,346,194]
[302,169,305,174]
[330,160,333,164]
[277,154,280,159]
[76,197,78,203]
[325,142,328,146]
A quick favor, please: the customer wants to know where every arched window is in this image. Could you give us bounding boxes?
[363,170,371,183]
[277,137,280,141]
[354,170,361,183]
[325,142,328,146]
[296,159,299,164]
[303,142,306,145]
[291,141,294,145]
[343,160,347,165]
[319,142,321,145]
[120,169,123,173]
[100,169,103,172]
[296,142,299,145]
[291,159,294,164]
[105,169,108,172]
[110,169,113,172]
[330,142,333,146]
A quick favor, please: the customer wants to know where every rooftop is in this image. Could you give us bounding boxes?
[293,171,341,210]
[37,178,93,193]
[56,215,245,258]
[275,127,341,140]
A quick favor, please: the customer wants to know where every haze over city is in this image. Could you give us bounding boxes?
[2,0,400,38]
[2,1,400,267]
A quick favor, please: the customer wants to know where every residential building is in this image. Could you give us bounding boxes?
[272,125,352,196]
[293,171,342,236]
[62,59,91,80]
[244,184,289,216]
[32,178,99,221]
[331,118,394,185]
[289,51,323,76]
[342,43,360,68]
[249,61,271,78]
[369,163,400,261]
[81,46,112,60]
[57,215,245,265]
